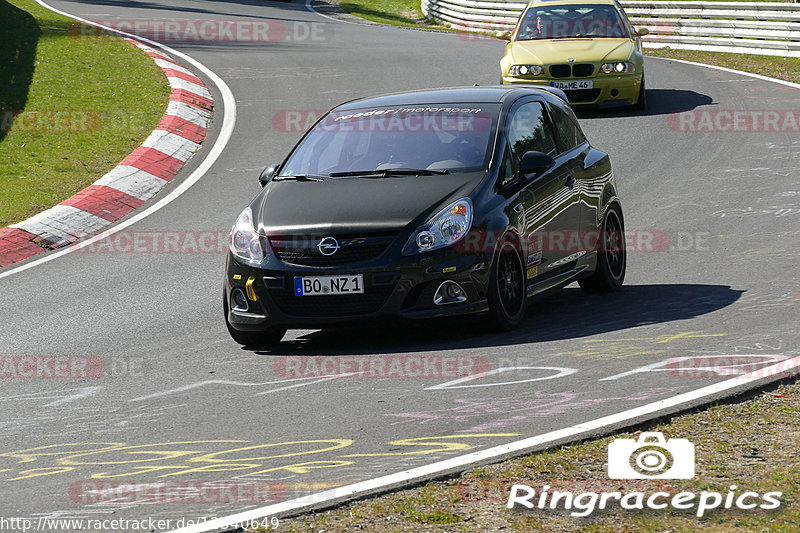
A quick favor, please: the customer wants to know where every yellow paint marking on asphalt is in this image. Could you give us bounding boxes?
[342,434,522,457]
[6,467,75,481]
[244,460,356,476]
[564,331,727,359]
[187,439,355,463]
[2,435,522,481]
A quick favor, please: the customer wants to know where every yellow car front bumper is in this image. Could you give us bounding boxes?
[502,73,642,107]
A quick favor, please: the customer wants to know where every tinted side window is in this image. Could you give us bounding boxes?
[499,146,515,187]
[549,104,586,153]
[507,102,557,169]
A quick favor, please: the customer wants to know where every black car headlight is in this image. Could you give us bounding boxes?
[600,62,635,74]
[402,198,473,256]
[229,207,265,263]
[508,65,544,77]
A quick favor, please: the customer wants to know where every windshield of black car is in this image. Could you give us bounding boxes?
[514,5,629,40]
[279,104,500,177]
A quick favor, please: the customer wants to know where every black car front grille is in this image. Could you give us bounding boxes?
[549,64,595,78]
[566,88,602,103]
[270,234,394,267]
[270,283,396,317]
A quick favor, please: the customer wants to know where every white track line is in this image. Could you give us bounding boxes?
[648,55,800,91]
[0,1,236,281]
[169,356,800,533]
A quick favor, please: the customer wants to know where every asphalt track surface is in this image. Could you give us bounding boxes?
[1,0,799,530]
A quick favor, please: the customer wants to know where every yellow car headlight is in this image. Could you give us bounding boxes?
[509,64,544,77]
[600,62,636,74]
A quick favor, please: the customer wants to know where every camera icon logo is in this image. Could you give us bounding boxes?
[608,432,695,479]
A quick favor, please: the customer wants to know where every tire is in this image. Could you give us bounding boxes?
[223,294,286,347]
[487,238,526,331]
[579,204,626,293]
[633,74,646,110]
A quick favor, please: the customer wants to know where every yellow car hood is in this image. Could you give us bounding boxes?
[508,39,634,65]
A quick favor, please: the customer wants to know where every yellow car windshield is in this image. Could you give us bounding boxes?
[515,5,629,41]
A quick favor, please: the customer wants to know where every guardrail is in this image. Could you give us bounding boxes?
[420,0,800,57]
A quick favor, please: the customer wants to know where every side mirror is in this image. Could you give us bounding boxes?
[259,164,280,187]
[497,31,511,41]
[635,27,650,37]
[519,151,556,179]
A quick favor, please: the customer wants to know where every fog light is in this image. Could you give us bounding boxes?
[434,281,467,305]
[231,288,249,312]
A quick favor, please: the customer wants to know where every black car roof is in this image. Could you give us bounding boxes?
[335,85,567,110]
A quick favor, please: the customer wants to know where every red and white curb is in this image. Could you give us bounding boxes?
[0,40,212,266]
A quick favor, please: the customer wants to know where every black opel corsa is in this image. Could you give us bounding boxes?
[224,86,625,346]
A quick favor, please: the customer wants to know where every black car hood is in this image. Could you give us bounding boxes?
[255,173,484,235]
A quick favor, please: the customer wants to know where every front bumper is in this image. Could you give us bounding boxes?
[224,248,492,331]
[502,74,642,107]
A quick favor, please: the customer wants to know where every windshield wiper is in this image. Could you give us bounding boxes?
[272,174,327,182]
[329,168,450,178]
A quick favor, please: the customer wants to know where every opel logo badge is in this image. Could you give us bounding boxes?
[318,236,340,256]
[568,57,575,62]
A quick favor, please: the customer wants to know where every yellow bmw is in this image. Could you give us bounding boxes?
[500,0,649,108]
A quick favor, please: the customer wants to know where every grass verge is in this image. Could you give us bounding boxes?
[0,0,170,227]
[268,380,800,532]
[644,47,800,86]
[335,0,445,30]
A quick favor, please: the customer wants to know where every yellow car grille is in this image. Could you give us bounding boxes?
[548,64,595,78]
